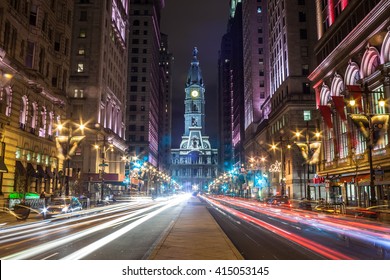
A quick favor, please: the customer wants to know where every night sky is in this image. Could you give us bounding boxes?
[161,0,230,148]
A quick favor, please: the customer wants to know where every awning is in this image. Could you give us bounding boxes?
[0,157,8,173]
[104,180,126,186]
[46,166,53,178]
[27,163,37,177]
[340,174,370,184]
[36,165,47,178]
[15,161,26,176]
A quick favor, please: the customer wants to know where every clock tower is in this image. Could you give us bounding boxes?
[184,47,205,135]
[171,48,218,192]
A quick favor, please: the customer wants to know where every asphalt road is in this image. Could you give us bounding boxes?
[202,196,390,260]
[0,197,185,260]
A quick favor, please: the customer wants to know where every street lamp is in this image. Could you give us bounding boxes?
[56,120,85,196]
[293,112,322,200]
[94,138,113,202]
[348,83,387,206]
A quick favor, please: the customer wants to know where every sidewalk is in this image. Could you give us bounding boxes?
[148,196,244,260]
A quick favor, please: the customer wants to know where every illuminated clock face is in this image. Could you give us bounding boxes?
[191,90,199,98]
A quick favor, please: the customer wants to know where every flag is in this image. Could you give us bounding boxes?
[352,93,363,112]
[331,96,346,121]
[371,114,389,145]
[346,85,362,93]
[318,105,333,128]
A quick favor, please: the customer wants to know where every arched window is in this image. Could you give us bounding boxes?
[380,31,390,63]
[319,84,335,162]
[344,61,360,86]
[39,106,47,137]
[31,102,38,133]
[319,83,331,106]
[331,74,348,159]
[360,46,380,78]
[48,111,54,138]
[19,96,28,130]
[4,86,12,117]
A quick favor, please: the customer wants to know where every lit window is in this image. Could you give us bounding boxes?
[77,63,84,72]
[78,47,85,55]
[257,7,262,13]
[79,30,86,38]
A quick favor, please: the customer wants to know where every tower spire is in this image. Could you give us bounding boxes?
[186,47,203,87]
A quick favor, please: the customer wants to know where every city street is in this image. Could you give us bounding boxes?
[1,194,389,260]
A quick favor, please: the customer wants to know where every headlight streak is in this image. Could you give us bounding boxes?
[60,197,186,260]
[1,195,188,260]
[0,208,148,248]
[0,202,162,254]
[0,203,145,243]
[203,196,354,260]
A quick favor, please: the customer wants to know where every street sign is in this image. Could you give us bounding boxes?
[99,163,109,167]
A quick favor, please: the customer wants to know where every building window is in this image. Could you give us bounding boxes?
[302,64,309,75]
[26,41,35,68]
[129,105,137,111]
[77,63,84,72]
[79,10,87,21]
[78,47,85,55]
[300,29,307,40]
[29,5,38,26]
[74,89,84,98]
[140,106,145,111]
[299,12,306,22]
[301,46,308,57]
[79,30,86,38]
[302,82,310,94]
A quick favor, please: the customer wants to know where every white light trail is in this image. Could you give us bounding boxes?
[2,196,187,260]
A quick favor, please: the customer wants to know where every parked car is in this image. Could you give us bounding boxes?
[42,196,82,219]
[266,196,292,208]
[298,198,312,210]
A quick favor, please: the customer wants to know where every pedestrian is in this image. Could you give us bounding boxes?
[40,191,46,207]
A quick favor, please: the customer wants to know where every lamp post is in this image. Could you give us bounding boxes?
[56,121,85,196]
[271,138,291,197]
[348,83,387,206]
[294,117,321,201]
[94,137,113,202]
